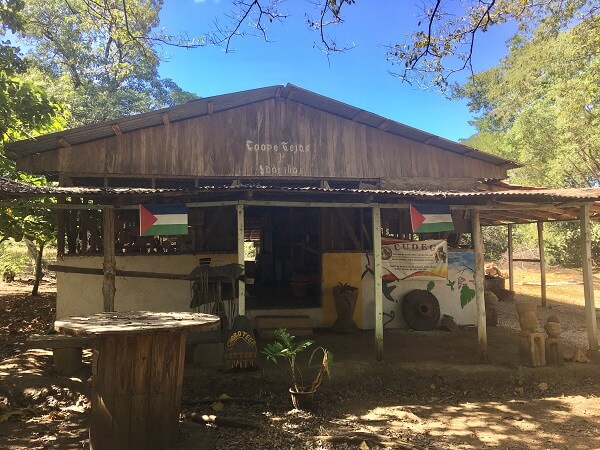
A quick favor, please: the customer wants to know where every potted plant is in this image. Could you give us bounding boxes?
[262,328,332,410]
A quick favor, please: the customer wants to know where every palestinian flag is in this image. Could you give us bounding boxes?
[409,204,454,233]
[139,204,188,236]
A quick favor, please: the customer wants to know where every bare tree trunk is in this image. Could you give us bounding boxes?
[24,238,39,262]
[31,241,45,296]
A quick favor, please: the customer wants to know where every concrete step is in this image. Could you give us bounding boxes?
[257,327,313,340]
[254,315,311,330]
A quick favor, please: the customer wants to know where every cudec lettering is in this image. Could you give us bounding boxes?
[394,243,437,251]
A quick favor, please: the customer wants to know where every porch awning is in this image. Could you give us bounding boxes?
[2,177,600,226]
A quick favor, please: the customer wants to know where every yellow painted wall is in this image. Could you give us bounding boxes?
[321,253,363,327]
[56,253,236,318]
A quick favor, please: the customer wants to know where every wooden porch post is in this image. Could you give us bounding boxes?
[580,204,599,351]
[537,221,547,307]
[472,209,488,362]
[102,207,116,312]
[237,204,246,316]
[508,224,514,292]
[372,205,383,361]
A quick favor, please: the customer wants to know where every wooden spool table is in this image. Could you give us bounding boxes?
[55,311,220,450]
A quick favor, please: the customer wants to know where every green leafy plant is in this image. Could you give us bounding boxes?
[512,365,526,387]
[460,285,476,308]
[337,282,356,291]
[262,328,332,393]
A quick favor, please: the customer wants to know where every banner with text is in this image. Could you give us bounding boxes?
[381,238,448,280]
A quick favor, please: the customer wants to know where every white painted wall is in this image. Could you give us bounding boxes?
[55,254,236,318]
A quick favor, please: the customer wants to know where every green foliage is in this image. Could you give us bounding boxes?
[459,14,600,268]
[17,0,198,126]
[460,284,476,308]
[0,239,29,275]
[0,0,56,142]
[482,225,527,262]
[458,15,600,188]
[0,199,56,245]
[545,222,600,268]
[512,365,526,387]
[0,0,58,279]
[482,226,509,262]
[262,328,332,393]
[426,280,435,292]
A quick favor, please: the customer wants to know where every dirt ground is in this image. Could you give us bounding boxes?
[1,268,600,449]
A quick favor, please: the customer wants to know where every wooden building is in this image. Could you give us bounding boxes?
[5,84,600,359]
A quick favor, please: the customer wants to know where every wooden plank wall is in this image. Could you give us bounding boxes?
[18,99,507,182]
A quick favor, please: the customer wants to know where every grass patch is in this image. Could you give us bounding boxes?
[0,239,57,277]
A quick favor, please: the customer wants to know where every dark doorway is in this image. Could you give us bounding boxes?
[245,206,321,309]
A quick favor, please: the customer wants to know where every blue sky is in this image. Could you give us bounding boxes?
[158,1,514,142]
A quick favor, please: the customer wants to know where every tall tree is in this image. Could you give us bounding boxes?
[0,0,56,144]
[458,14,600,267]
[17,0,198,126]
[458,15,599,187]
[1,0,63,294]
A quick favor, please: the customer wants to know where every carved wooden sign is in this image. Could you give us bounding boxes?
[245,139,312,177]
[223,315,257,370]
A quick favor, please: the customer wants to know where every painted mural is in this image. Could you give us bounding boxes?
[360,249,477,329]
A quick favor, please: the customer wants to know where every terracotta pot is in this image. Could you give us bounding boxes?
[289,388,315,410]
[332,285,359,333]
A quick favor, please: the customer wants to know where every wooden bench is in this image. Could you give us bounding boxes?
[24,334,94,375]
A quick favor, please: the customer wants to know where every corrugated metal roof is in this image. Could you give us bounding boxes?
[5,84,519,169]
[0,178,56,195]
[2,177,599,202]
[3,178,600,225]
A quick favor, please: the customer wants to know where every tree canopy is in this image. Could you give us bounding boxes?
[0,0,56,144]
[458,15,599,188]
[455,10,599,267]
[16,0,197,126]
[1,0,200,294]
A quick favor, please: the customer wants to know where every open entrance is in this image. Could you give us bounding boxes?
[244,206,321,309]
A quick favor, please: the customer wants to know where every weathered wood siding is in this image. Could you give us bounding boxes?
[17,98,507,182]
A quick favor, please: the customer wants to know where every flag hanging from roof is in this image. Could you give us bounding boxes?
[139,204,188,236]
[409,204,454,233]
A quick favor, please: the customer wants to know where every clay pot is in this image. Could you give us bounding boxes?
[545,321,561,338]
[515,301,539,332]
[332,285,359,333]
[289,388,315,410]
